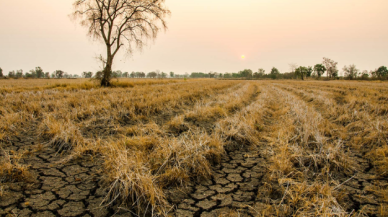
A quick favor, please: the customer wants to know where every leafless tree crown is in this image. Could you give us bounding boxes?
[72,0,170,86]
[72,0,170,55]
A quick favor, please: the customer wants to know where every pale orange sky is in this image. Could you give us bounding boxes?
[0,0,387,75]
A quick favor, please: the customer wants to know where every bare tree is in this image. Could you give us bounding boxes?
[322,57,338,78]
[55,70,65,78]
[343,64,359,80]
[289,63,298,73]
[155,69,161,78]
[72,0,170,86]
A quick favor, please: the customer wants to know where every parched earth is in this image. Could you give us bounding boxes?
[168,145,267,217]
[1,135,267,217]
[0,136,133,217]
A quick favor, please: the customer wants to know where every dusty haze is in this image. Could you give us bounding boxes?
[0,0,387,75]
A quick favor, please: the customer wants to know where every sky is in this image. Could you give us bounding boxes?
[0,0,387,76]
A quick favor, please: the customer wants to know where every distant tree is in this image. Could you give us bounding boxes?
[72,0,170,86]
[147,71,157,78]
[313,64,326,78]
[190,72,208,78]
[0,67,3,77]
[258,68,265,77]
[306,66,313,77]
[161,72,167,78]
[343,64,359,80]
[295,66,308,80]
[115,70,123,78]
[45,72,50,78]
[64,72,70,78]
[16,69,23,78]
[83,71,93,78]
[361,70,369,79]
[224,73,232,78]
[8,71,16,78]
[95,71,103,79]
[28,69,37,78]
[112,70,122,78]
[239,69,253,78]
[289,63,298,74]
[170,71,174,78]
[375,66,388,79]
[112,71,118,78]
[253,68,265,78]
[154,69,161,78]
[270,67,280,79]
[232,73,240,78]
[322,57,338,78]
[34,67,44,78]
[55,70,64,78]
[123,72,129,78]
[130,72,135,78]
[25,71,34,78]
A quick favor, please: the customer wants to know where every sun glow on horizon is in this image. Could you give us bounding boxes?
[241,55,245,59]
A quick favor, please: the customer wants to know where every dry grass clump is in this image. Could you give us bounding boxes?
[0,149,31,196]
[39,116,88,151]
[215,86,267,145]
[100,127,224,215]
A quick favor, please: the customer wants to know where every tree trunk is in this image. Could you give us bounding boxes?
[101,54,113,87]
[101,63,112,87]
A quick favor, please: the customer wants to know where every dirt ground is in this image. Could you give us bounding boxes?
[0,132,135,217]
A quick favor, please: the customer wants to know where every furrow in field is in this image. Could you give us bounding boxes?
[168,84,274,216]
[274,83,388,216]
[254,84,358,216]
[163,82,259,136]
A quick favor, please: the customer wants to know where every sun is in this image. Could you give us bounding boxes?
[241,55,245,59]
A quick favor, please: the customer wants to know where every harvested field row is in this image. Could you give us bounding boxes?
[269,82,388,216]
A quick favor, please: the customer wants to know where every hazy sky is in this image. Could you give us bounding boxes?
[0,0,387,75]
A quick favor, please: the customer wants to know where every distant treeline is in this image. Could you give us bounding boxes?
[0,67,79,79]
[219,57,388,80]
[1,57,387,80]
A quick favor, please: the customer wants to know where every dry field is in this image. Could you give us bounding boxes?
[0,79,387,217]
